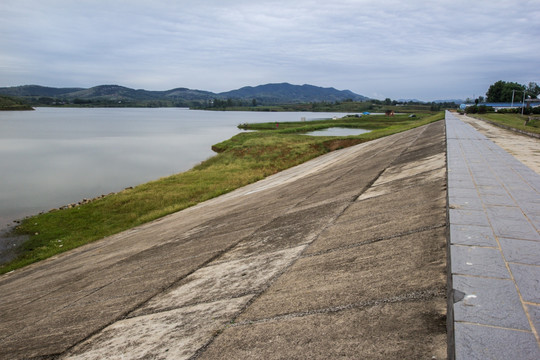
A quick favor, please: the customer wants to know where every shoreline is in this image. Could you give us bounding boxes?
[0,187,140,266]
[0,224,28,266]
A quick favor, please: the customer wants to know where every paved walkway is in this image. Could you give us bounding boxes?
[446,111,540,359]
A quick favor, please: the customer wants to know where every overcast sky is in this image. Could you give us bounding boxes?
[1,0,539,101]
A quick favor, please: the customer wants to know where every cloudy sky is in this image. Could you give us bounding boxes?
[1,0,539,101]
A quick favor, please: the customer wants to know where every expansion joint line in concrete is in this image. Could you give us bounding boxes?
[230,287,446,327]
[302,223,447,259]
[189,125,434,360]
[56,225,271,359]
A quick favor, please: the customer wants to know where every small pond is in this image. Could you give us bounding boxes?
[304,127,371,137]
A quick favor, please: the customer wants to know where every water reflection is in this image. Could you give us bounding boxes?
[304,127,371,136]
[0,108,346,227]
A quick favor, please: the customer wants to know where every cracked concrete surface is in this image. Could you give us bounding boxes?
[0,120,448,359]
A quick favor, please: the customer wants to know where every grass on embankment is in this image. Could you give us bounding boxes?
[471,113,540,134]
[0,112,444,274]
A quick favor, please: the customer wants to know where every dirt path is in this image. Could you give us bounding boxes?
[457,113,540,175]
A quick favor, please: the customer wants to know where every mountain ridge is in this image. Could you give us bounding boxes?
[0,83,368,105]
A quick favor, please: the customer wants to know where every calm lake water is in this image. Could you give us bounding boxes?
[0,107,350,228]
[304,127,371,137]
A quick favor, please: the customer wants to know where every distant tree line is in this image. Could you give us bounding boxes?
[192,97,458,112]
[486,80,540,102]
[5,93,460,112]
[24,96,191,108]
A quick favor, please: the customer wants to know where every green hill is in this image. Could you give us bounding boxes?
[0,83,369,107]
[219,83,368,103]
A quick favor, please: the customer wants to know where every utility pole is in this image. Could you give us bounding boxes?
[511,89,525,115]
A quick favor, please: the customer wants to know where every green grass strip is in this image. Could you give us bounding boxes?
[471,113,540,134]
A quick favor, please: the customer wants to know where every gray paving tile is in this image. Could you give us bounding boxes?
[450,245,509,278]
[455,323,540,360]
[448,174,472,184]
[520,201,540,215]
[449,208,491,227]
[448,178,476,190]
[448,187,478,198]
[497,172,525,183]
[523,179,540,193]
[506,185,535,197]
[447,166,472,175]
[449,224,498,247]
[489,218,540,242]
[465,162,489,169]
[511,190,540,204]
[477,185,509,197]
[499,238,540,265]
[526,304,540,335]
[472,176,500,187]
[447,162,463,170]
[486,206,528,221]
[447,151,463,158]
[453,275,530,330]
[509,263,540,303]
[527,213,540,230]
[449,196,484,211]
[447,163,468,170]
[480,193,516,207]
[485,206,540,241]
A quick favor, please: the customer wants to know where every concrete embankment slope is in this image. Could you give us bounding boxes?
[0,121,448,359]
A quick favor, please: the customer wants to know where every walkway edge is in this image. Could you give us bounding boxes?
[446,111,540,360]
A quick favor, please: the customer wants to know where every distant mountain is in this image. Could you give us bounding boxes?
[397,98,424,103]
[397,98,464,104]
[162,87,216,101]
[433,99,464,104]
[63,85,156,100]
[0,85,85,97]
[0,83,368,105]
[218,83,368,103]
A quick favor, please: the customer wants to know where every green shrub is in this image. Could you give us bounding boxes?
[465,105,494,114]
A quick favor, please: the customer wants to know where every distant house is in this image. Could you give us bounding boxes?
[525,98,540,108]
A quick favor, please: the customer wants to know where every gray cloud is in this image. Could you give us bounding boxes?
[1,0,539,100]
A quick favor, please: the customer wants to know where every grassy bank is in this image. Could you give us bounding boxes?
[0,95,34,111]
[471,113,540,134]
[1,112,444,274]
